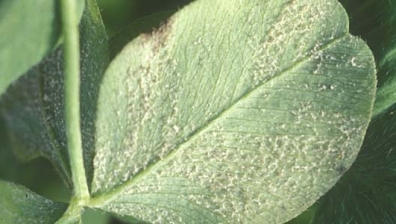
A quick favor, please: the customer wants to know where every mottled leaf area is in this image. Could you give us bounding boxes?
[0,0,109,189]
[90,0,376,223]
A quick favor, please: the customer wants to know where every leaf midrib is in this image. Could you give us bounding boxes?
[90,34,347,206]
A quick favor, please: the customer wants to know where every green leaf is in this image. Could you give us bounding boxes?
[374,34,396,116]
[81,208,111,224]
[0,179,67,224]
[313,1,396,222]
[0,0,84,96]
[339,0,396,116]
[286,204,316,224]
[112,213,150,224]
[0,0,109,188]
[313,104,396,223]
[90,0,376,223]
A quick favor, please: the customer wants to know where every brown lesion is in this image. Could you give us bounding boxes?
[141,16,175,53]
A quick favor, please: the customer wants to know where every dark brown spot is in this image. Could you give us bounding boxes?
[150,16,175,52]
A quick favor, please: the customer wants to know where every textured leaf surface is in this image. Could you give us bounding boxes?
[314,1,396,222]
[0,180,67,224]
[91,0,376,223]
[0,0,108,188]
[338,0,396,116]
[0,0,84,96]
[313,104,396,223]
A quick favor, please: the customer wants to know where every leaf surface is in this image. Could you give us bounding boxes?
[0,0,84,96]
[314,1,396,222]
[338,0,396,116]
[0,179,67,224]
[91,0,376,223]
[0,0,108,188]
[313,104,396,223]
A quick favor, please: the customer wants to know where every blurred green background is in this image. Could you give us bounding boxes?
[1,0,391,223]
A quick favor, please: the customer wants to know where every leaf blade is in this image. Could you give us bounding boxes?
[92,0,376,223]
[313,1,396,223]
[0,0,109,188]
[0,0,84,96]
[0,179,67,224]
[313,104,396,224]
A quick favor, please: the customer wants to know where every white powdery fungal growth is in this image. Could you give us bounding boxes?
[92,0,376,223]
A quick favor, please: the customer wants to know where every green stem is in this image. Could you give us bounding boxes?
[56,197,84,224]
[61,0,89,201]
